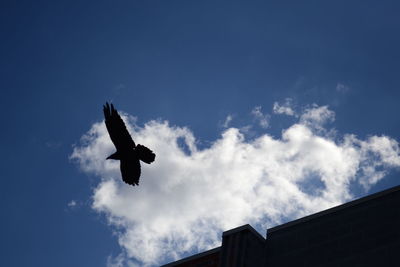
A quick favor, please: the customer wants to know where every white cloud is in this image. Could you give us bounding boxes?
[68,200,77,207]
[299,104,335,131]
[70,105,400,266]
[336,83,350,93]
[251,106,270,128]
[107,254,124,267]
[222,115,233,128]
[273,98,296,116]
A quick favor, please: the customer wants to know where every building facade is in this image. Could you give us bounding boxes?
[162,185,400,266]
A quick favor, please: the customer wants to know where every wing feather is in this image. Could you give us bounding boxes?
[103,103,135,151]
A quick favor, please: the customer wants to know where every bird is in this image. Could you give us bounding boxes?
[103,102,155,186]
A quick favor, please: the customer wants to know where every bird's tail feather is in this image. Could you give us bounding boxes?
[136,144,155,164]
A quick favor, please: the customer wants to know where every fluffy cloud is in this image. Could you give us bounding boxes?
[273,98,296,116]
[71,105,400,266]
[299,105,335,132]
[251,106,270,128]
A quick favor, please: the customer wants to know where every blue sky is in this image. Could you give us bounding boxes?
[2,1,400,266]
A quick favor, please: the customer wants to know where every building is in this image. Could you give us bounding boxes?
[162,185,400,266]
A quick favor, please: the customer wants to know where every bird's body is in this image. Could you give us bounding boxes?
[103,102,155,186]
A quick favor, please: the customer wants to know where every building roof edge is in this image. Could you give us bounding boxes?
[268,184,400,234]
[160,247,221,267]
[223,224,265,242]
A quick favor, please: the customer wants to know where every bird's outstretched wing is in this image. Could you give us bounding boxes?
[103,102,135,151]
[120,158,141,186]
[136,144,156,164]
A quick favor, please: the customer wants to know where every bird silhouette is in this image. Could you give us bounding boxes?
[103,102,155,186]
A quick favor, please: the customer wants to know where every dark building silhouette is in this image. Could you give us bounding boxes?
[162,185,400,266]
